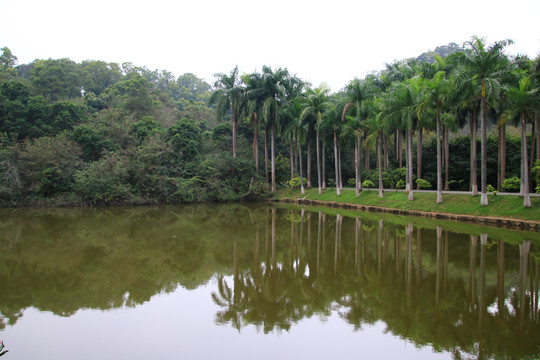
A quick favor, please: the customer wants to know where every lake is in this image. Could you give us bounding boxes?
[0,203,539,359]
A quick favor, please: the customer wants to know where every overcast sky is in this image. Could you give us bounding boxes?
[2,0,539,92]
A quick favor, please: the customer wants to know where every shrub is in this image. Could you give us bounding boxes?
[383,167,406,188]
[415,178,432,190]
[502,176,520,192]
[12,135,83,196]
[74,151,135,205]
[287,177,307,190]
[486,184,496,193]
[396,179,406,189]
[533,160,540,193]
[362,179,375,188]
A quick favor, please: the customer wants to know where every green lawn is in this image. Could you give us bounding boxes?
[276,188,540,222]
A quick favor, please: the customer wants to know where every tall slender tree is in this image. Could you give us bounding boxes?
[418,71,452,203]
[242,71,266,173]
[209,66,244,158]
[260,66,291,192]
[301,85,332,195]
[385,78,423,201]
[454,36,513,205]
[342,78,374,196]
[504,74,538,207]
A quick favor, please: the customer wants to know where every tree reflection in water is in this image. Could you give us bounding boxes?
[212,208,540,359]
[0,205,538,359]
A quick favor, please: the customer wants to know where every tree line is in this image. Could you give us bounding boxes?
[210,37,540,208]
[0,36,539,207]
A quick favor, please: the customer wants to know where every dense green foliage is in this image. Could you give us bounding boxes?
[0,38,539,207]
[0,49,267,205]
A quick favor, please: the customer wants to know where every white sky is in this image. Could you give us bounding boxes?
[1,0,539,92]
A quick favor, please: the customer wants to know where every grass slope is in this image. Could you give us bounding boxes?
[276,188,540,222]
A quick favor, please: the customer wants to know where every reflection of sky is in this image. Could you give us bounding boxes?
[1,280,450,360]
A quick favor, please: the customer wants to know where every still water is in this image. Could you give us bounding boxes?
[0,204,539,359]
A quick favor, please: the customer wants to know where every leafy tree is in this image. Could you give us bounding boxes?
[0,46,18,81]
[71,124,116,161]
[131,116,163,141]
[167,118,203,162]
[80,60,122,95]
[0,47,17,69]
[10,135,83,196]
[74,151,134,205]
[31,58,83,101]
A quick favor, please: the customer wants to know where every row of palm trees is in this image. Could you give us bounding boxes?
[210,37,540,208]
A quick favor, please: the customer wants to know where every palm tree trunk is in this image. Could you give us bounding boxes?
[405,132,410,192]
[470,109,478,195]
[232,106,237,158]
[338,143,343,190]
[290,133,294,181]
[498,123,506,191]
[444,125,450,191]
[265,129,269,189]
[397,130,403,168]
[333,132,341,196]
[407,129,414,201]
[322,142,327,189]
[480,96,488,205]
[364,130,370,170]
[536,114,540,161]
[355,136,361,197]
[271,122,276,193]
[316,131,322,195]
[530,119,536,182]
[298,131,305,195]
[253,118,259,174]
[417,129,422,189]
[521,114,531,208]
[378,132,383,198]
[307,140,312,188]
[436,104,443,204]
[384,136,389,169]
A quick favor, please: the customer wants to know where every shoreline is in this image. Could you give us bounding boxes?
[274,197,540,231]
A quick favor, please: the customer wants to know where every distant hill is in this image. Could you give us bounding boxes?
[416,42,464,63]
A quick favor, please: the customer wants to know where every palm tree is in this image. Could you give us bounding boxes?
[418,71,452,203]
[454,36,513,205]
[531,56,540,163]
[209,66,245,158]
[319,96,346,196]
[342,78,373,196]
[301,85,332,195]
[504,74,538,207]
[260,66,290,192]
[243,71,266,173]
[362,98,385,198]
[282,96,306,186]
[385,78,423,201]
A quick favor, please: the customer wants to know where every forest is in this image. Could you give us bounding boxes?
[0,36,539,207]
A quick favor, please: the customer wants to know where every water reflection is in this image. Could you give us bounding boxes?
[0,205,539,359]
[212,208,540,359]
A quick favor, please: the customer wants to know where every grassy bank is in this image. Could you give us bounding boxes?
[276,188,540,222]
